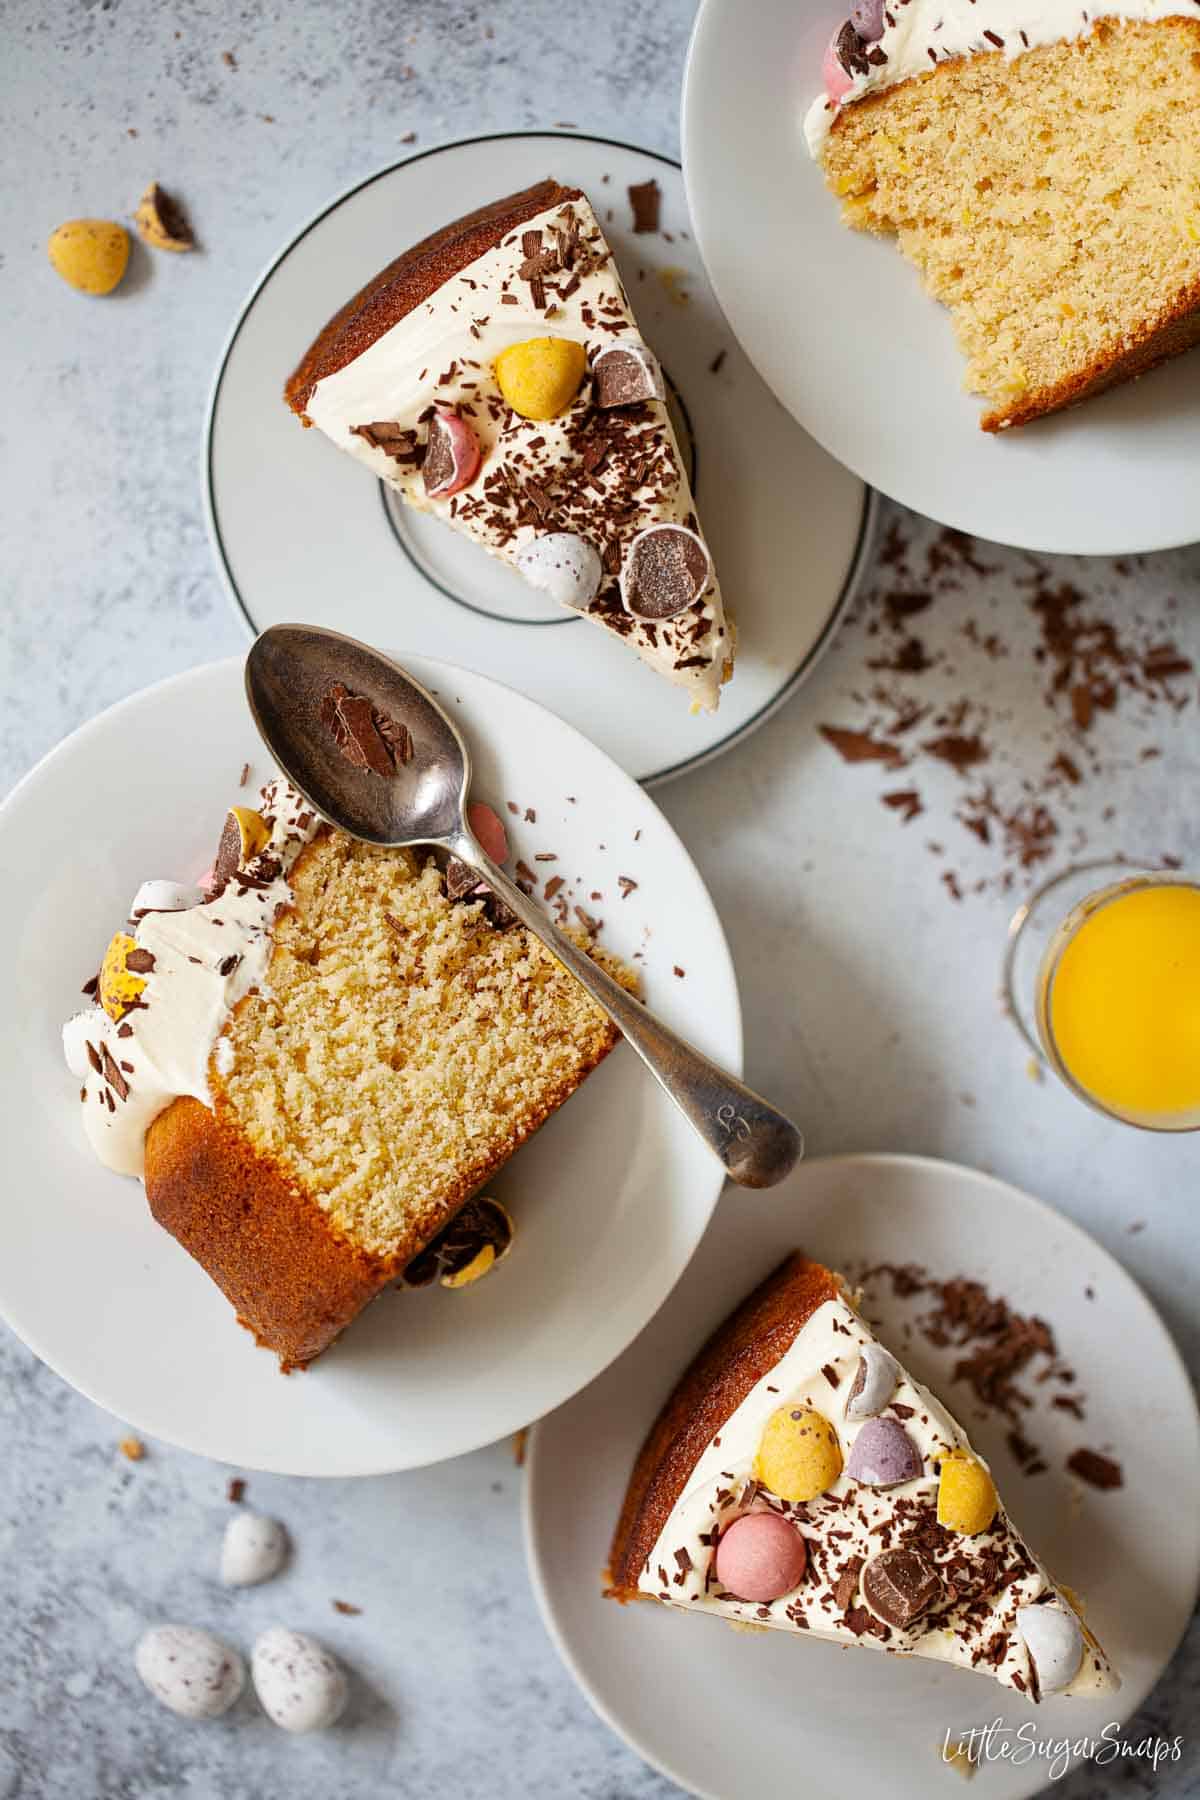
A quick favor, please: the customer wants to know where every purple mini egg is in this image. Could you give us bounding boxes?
[851,0,885,42]
[846,1416,922,1488]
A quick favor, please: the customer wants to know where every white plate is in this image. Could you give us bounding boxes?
[0,655,741,1476]
[525,1153,1200,1799]
[205,132,874,785]
[683,2,1200,556]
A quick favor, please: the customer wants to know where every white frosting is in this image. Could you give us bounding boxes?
[63,779,320,1178]
[638,1292,1118,1698]
[304,196,730,710]
[805,1,1195,154]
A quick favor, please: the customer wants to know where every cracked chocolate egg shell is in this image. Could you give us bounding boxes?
[861,1547,941,1629]
[592,339,665,409]
[714,1511,807,1603]
[99,931,148,1022]
[754,1405,843,1502]
[423,407,481,499]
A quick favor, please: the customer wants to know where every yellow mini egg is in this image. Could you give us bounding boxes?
[99,932,148,1021]
[48,219,130,295]
[441,1243,497,1289]
[937,1449,998,1535]
[494,337,587,421]
[754,1405,843,1503]
[214,806,271,883]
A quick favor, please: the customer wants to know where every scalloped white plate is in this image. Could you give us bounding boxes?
[526,1153,1200,1798]
[205,132,874,785]
[0,654,740,1475]
[684,0,1200,554]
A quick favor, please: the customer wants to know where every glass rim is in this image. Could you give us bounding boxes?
[1007,864,1200,1130]
[1034,868,1200,1134]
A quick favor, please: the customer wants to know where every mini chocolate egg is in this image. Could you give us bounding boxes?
[937,1448,998,1535]
[251,1627,348,1733]
[845,1417,922,1488]
[823,31,857,101]
[48,219,130,295]
[516,532,602,612]
[423,407,481,499]
[845,1344,900,1420]
[494,336,587,420]
[850,0,885,42]
[220,1511,288,1587]
[754,1405,843,1503]
[861,1547,941,1629]
[135,1624,244,1719]
[99,931,149,1022]
[620,524,711,622]
[213,806,270,885]
[1016,1602,1084,1695]
[714,1511,807,1603]
[592,339,665,410]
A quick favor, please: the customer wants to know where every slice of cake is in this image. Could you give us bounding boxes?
[285,179,733,709]
[807,7,1200,430]
[608,1253,1117,1699]
[64,778,633,1369]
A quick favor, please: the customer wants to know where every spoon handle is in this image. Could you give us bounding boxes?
[461,845,804,1190]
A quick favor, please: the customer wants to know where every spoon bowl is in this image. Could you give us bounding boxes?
[246,625,804,1189]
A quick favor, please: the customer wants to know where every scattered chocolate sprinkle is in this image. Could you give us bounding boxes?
[709,349,727,375]
[627,178,661,234]
[820,725,906,769]
[217,953,242,978]
[332,1600,363,1616]
[85,1041,103,1076]
[81,973,100,998]
[617,876,638,899]
[1066,1448,1123,1490]
[673,965,686,978]
[100,1045,129,1103]
[238,762,250,787]
[125,947,156,975]
[320,683,411,778]
[227,1478,246,1503]
[821,1363,840,1389]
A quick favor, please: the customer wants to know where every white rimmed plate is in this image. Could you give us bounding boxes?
[683,0,1200,556]
[0,654,741,1476]
[205,132,874,785]
[525,1153,1200,1798]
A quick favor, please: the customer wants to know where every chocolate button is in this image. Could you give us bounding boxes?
[592,340,666,409]
[621,524,711,622]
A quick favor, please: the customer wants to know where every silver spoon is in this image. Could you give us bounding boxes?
[245,625,803,1189]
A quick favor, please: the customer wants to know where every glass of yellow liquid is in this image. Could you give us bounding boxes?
[1003,860,1200,1131]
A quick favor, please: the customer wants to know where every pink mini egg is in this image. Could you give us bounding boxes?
[714,1511,807,1604]
[822,31,856,103]
[468,801,509,865]
[423,407,481,499]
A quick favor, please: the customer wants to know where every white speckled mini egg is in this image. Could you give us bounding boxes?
[220,1511,288,1587]
[251,1627,348,1732]
[135,1624,245,1719]
[1016,1602,1084,1695]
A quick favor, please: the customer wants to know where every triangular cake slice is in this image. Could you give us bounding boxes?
[285,179,734,710]
[608,1253,1117,1700]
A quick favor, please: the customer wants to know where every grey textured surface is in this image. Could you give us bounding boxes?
[1,1,1197,1795]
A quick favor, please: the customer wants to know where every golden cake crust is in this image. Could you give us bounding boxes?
[284,177,582,417]
[607,1253,842,1597]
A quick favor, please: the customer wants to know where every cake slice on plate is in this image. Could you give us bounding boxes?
[64,774,634,1369]
[807,8,1200,429]
[285,179,733,710]
[608,1252,1117,1699]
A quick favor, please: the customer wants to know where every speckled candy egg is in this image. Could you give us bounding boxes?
[754,1405,843,1503]
[1017,1602,1084,1695]
[135,1624,245,1720]
[516,532,602,612]
[48,219,130,295]
[845,1344,900,1419]
[220,1512,288,1587]
[845,1416,922,1488]
[251,1627,348,1733]
[714,1511,807,1603]
[937,1448,998,1535]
